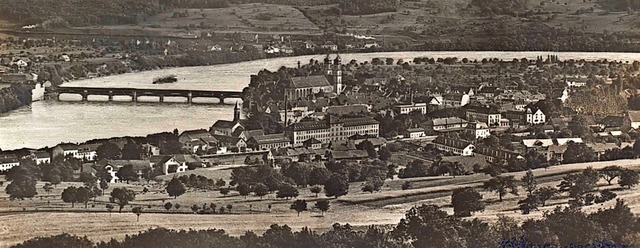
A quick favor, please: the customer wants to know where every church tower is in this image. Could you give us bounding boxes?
[333,54,342,95]
[233,101,241,122]
[324,54,333,76]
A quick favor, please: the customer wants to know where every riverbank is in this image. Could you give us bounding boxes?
[0,84,32,115]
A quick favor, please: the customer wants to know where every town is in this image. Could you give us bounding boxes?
[2,52,640,247]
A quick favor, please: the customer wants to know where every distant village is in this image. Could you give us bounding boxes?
[2,53,640,185]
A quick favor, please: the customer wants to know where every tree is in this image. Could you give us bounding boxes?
[96,141,122,160]
[5,163,38,200]
[521,170,537,196]
[534,186,557,206]
[378,146,392,161]
[42,183,53,194]
[116,164,138,183]
[309,185,322,197]
[361,177,384,193]
[226,204,233,213]
[164,202,173,211]
[253,183,269,199]
[61,186,78,207]
[324,174,349,198]
[518,195,540,214]
[276,183,299,199]
[483,175,519,202]
[191,204,200,214]
[106,204,114,216]
[132,206,142,221]
[12,233,93,248]
[110,187,136,213]
[619,169,639,189]
[237,183,251,199]
[99,180,109,196]
[121,139,142,160]
[75,186,92,208]
[79,173,97,188]
[174,203,181,211]
[451,187,484,217]
[215,178,226,187]
[290,199,308,217]
[220,187,230,196]
[356,140,377,159]
[562,142,596,164]
[315,200,330,216]
[392,204,465,248]
[308,167,331,186]
[599,166,622,185]
[166,178,186,199]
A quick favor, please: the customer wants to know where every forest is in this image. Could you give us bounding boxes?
[0,84,32,114]
[11,201,640,248]
[338,0,400,15]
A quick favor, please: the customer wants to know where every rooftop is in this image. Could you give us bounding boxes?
[288,75,331,89]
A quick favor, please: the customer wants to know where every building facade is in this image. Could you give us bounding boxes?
[288,116,379,147]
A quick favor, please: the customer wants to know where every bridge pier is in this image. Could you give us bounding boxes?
[132,91,137,103]
[187,92,193,104]
[159,95,164,103]
[218,97,225,105]
[81,93,88,102]
[108,91,114,101]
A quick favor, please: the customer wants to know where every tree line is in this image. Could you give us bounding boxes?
[0,83,32,114]
[12,200,640,247]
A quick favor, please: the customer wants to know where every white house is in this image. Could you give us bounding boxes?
[34,151,51,165]
[0,155,20,172]
[100,160,151,183]
[524,106,546,125]
[394,102,427,115]
[52,143,80,160]
[405,128,426,139]
[566,77,587,87]
[150,155,188,175]
[466,106,502,126]
[466,122,490,139]
[625,111,640,130]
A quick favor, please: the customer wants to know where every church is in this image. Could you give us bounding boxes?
[210,101,243,136]
[284,54,344,101]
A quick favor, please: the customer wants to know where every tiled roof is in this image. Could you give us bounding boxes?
[57,143,78,151]
[243,129,265,139]
[251,133,291,145]
[432,136,473,150]
[212,120,240,129]
[629,111,640,123]
[34,151,50,158]
[288,75,331,89]
[466,105,500,114]
[330,150,369,160]
[407,128,425,133]
[342,117,379,127]
[292,120,330,131]
[429,117,468,126]
[522,139,554,148]
[212,135,242,145]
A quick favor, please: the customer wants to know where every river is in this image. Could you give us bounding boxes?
[2,51,640,150]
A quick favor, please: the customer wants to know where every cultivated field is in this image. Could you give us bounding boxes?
[2,159,640,247]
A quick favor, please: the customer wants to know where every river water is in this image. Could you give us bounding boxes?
[2,51,640,150]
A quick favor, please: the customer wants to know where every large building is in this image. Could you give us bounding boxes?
[285,54,343,100]
[287,116,379,147]
[211,102,243,136]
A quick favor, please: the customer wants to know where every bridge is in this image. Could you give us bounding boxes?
[55,86,243,104]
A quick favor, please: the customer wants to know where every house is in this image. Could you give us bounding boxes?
[475,146,523,162]
[34,151,51,165]
[431,136,475,156]
[466,122,490,139]
[247,133,291,151]
[321,43,338,51]
[211,102,243,136]
[238,129,265,142]
[566,77,587,87]
[394,102,427,115]
[303,41,317,50]
[422,117,469,135]
[179,129,218,154]
[52,143,80,160]
[596,115,625,132]
[466,106,502,126]
[150,155,188,175]
[303,138,323,150]
[213,135,247,151]
[477,86,500,98]
[443,93,470,107]
[405,128,426,139]
[287,116,379,147]
[78,143,100,161]
[450,86,475,96]
[587,142,633,159]
[524,106,546,125]
[0,154,20,172]
[624,111,640,130]
[60,54,71,62]
[99,160,151,183]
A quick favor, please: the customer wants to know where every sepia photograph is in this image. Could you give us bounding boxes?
[1,0,640,247]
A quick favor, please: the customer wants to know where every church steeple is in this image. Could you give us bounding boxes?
[233,101,241,122]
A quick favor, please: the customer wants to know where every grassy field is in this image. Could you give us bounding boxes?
[3,158,640,247]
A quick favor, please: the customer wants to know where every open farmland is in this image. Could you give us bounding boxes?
[2,158,640,247]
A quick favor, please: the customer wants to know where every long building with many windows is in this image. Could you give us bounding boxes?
[287,116,379,147]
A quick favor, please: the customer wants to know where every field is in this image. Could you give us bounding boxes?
[3,158,640,247]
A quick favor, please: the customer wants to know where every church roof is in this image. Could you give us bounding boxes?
[288,75,331,89]
[212,120,240,129]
